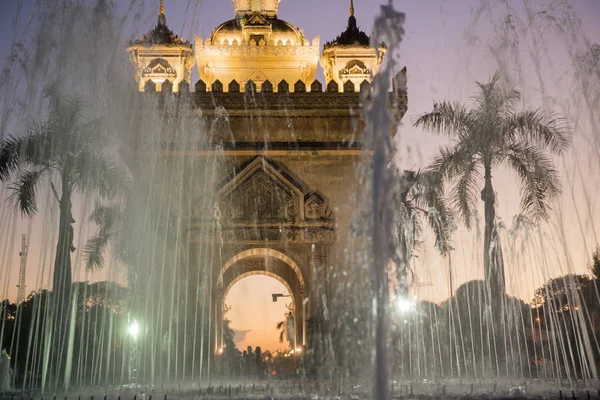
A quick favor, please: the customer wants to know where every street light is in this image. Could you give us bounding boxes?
[127,319,141,384]
[128,320,140,339]
[272,293,291,302]
[396,296,415,314]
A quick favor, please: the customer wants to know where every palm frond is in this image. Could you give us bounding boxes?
[0,136,27,180]
[44,85,86,141]
[417,171,454,253]
[473,72,521,112]
[506,142,561,221]
[449,159,480,229]
[429,145,474,181]
[397,203,420,266]
[70,149,130,199]
[89,202,122,227]
[7,167,49,216]
[508,109,572,155]
[414,101,474,139]
[0,132,52,180]
[85,201,124,270]
[84,232,111,271]
[71,118,105,150]
[429,146,479,229]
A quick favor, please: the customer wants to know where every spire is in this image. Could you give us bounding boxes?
[158,0,166,26]
[348,0,357,31]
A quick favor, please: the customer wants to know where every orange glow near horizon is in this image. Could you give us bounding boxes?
[225,275,292,353]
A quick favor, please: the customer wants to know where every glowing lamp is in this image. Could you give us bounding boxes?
[128,320,140,339]
[396,297,415,314]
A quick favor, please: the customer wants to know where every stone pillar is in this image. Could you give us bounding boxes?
[214,287,224,353]
[307,244,326,320]
[306,244,335,376]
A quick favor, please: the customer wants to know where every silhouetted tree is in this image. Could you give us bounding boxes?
[390,299,445,377]
[591,246,600,281]
[532,263,600,378]
[0,87,128,300]
[416,72,571,306]
[394,169,453,297]
[444,280,531,377]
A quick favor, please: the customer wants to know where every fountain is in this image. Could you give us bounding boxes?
[0,349,11,392]
[0,0,598,398]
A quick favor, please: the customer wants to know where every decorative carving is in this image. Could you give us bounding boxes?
[343,80,355,93]
[278,80,289,93]
[144,80,157,92]
[326,80,339,92]
[219,159,301,224]
[340,59,371,76]
[128,15,192,48]
[212,79,223,92]
[245,80,257,93]
[209,106,234,143]
[193,91,406,119]
[228,171,294,222]
[142,58,177,79]
[195,79,207,92]
[360,79,370,93]
[294,80,306,93]
[178,81,190,92]
[261,80,273,92]
[310,79,322,93]
[162,79,174,92]
[304,228,335,243]
[229,79,240,92]
[305,196,324,219]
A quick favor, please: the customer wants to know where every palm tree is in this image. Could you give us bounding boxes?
[84,200,130,270]
[415,72,571,305]
[0,86,128,302]
[395,169,453,297]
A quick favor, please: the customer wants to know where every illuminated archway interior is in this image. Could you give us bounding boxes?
[224,274,293,353]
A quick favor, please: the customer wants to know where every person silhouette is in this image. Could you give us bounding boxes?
[254,346,264,378]
[245,346,254,377]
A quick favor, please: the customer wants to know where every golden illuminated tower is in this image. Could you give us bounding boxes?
[232,0,280,18]
[127,0,195,92]
[320,0,386,92]
[194,0,319,92]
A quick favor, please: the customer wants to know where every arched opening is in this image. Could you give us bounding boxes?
[224,273,294,353]
[215,249,306,361]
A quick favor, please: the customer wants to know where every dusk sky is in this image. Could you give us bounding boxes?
[0,0,599,352]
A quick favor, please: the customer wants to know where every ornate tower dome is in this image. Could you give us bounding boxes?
[127,0,195,92]
[232,0,280,18]
[194,0,319,92]
[320,0,386,92]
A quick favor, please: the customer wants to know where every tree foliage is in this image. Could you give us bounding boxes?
[0,86,129,294]
[415,72,571,303]
[416,71,570,224]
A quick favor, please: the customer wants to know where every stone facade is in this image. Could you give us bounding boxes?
[128,0,408,370]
